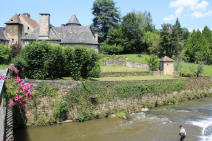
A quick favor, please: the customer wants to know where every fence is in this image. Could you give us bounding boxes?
[0,69,8,141]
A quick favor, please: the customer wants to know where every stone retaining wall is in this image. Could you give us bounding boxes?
[104,60,149,69]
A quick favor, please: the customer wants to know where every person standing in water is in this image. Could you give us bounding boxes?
[179,125,186,141]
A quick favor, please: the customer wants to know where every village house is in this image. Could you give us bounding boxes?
[0,27,9,45]
[1,13,99,50]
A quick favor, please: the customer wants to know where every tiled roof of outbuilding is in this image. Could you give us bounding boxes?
[160,56,175,62]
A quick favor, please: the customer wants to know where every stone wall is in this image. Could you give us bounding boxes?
[104,60,149,69]
[24,78,212,126]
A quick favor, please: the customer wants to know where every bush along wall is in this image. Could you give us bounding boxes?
[25,78,212,126]
[12,41,100,80]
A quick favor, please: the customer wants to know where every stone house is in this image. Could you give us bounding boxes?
[0,27,8,45]
[160,56,175,75]
[4,13,39,47]
[2,13,99,50]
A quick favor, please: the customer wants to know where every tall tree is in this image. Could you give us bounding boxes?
[202,26,212,49]
[174,18,183,40]
[136,11,155,32]
[121,12,143,52]
[202,26,212,64]
[142,31,160,54]
[106,25,126,47]
[183,30,210,64]
[159,24,172,57]
[92,0,121,43]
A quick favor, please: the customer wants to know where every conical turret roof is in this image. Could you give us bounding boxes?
[66,15,81,26]
[5,14,22,24]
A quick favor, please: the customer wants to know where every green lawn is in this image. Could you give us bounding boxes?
[94,75,178,81]
[100,54,151,65]
[180,63,212,76]
[101,66,149,73]
[0,65,8,70]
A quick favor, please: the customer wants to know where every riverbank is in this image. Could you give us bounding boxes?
[15,96,212,141]
[23,78,212,127]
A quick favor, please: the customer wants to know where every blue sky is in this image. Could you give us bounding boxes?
[1,0,212,31]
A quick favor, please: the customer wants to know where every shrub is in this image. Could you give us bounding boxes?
[0,44,11,64]
[53,101,68,121]
[10,44,21,58]
[146,55,159,71]
[195,64,204,77]
[34,82,59,97]
[99,44,124,54]
[13,41,100,80]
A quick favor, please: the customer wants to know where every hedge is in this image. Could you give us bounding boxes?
[13,41,100,80]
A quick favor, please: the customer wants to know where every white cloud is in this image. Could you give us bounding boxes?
[192,1,208,10]
[175,7,184,15]
[192,10,212,18]
[164,0,212,22]
[164,14,175,22]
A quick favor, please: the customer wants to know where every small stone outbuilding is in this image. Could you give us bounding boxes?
[160,56,175,75]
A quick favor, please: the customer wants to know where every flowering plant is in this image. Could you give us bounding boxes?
[0,65,33,109]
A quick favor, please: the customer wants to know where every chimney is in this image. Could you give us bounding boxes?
[39,13,50,39]
[95,32,98,42]
[23,13,30,18]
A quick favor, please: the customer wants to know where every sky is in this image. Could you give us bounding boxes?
[0,0,212,31]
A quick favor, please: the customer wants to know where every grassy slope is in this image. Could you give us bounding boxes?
[94,75,177,81]
[99,54,151,65]
[180,63,212,76]
[101,66,148,73]
[0,65,8,70]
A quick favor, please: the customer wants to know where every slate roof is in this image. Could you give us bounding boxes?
[0,27,8,40]
[23,15,98,45]
[19,14,39,28]
[160,56,175,62]
[66,15,81,26]
[5,14,22,24]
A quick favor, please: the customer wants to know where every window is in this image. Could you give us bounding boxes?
[28,27,30,30]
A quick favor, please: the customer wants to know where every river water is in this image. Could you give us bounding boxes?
[15,97,212,141]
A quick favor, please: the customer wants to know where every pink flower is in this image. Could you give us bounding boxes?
[20,89,24,93]
[14,96,20,101]
[15,89,18,93]
[21,100,26,105]
[8,84,14,89]
[27,93,32,98]
[10,100,15,106]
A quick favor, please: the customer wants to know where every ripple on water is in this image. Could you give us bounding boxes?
[188,118,212,141]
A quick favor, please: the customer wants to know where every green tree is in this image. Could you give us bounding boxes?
[142,31,160,54]
[147,55,159,71]
[183,30,210,64]
[106,25,126,47]
[92,0,120,43]
[171,26,182,57]
[202,26,212,64]
[121,12,143,52]
[159,24,172,57]
[174,18,183,40]
[0,44,11,64]
[136,11,155,32]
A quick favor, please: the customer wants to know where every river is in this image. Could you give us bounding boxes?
[15,97,212,141]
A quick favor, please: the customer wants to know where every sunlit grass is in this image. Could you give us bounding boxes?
[179,63,212,76]
[0,65,8,70]
[94,75,178,81]
[101,66,149,73]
